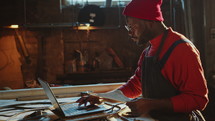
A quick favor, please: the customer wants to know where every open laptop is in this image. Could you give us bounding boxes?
[38,78,108,118]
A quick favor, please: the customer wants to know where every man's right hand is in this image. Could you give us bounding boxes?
[76,95,102,107]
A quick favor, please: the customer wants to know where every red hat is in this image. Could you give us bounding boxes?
[123,0,164,21]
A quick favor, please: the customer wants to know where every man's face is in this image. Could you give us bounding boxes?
[125,17,152,46]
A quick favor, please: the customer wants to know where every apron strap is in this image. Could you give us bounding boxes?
[159,39,191,69]
[153,29,169,61]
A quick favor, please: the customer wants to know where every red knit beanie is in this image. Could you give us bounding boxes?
[123,0,164,21]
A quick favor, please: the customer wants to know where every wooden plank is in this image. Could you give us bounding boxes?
[0,83,124,100]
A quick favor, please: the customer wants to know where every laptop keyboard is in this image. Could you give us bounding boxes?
[60,103,106,117]
[61,103,81,116]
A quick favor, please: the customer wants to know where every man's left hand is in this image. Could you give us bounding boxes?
[126,98,155,117]
[126,98,172,117]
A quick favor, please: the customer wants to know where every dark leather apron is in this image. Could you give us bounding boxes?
[141,30,205,121]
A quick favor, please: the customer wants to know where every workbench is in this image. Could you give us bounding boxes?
[0,98,156,121]
[0,83,156,121]
[0,97,123,121]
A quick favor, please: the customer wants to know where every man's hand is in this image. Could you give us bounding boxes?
[126,98,173,117]
[126,98,154,116]
[76,95,102,107]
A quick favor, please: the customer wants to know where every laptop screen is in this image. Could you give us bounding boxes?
[38,78,65,115]
[38,78,108,118]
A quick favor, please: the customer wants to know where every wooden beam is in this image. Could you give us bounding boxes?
[0,83,124,100]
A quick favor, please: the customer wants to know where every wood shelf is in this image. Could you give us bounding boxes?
[57,69,132,85]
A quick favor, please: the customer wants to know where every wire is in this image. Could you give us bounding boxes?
[104,102,124,113]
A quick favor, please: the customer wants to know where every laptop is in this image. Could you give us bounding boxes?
[38,78,108,118]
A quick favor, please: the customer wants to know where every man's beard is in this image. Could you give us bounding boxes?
[136,31,153,47]
[137,38,149,46]
[136,35,151,47]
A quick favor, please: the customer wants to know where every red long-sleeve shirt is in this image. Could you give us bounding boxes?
[119,28,208,113]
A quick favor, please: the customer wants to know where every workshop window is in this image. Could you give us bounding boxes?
[63,0,131,7]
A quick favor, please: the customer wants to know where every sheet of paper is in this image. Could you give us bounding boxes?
[97,90,131,102]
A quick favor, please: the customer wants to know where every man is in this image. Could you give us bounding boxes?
[77,0,208,120]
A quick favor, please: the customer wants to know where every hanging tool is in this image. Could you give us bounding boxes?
[14,29,31,64]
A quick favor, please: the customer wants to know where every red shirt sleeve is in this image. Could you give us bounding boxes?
[163,43,209,112]
[118,51,145,98]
